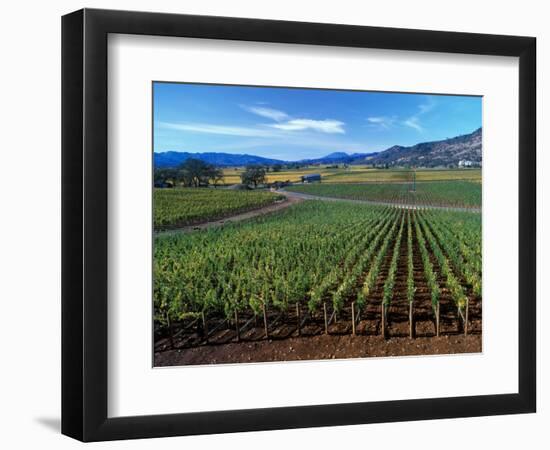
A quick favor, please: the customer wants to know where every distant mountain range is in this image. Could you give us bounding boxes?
[154,127,481,168]
[300,151,379,165]
[359,127,482,167]
[154,151,285,168]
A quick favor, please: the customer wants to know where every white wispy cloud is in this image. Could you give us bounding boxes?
[418,99,436,114]
[403,96,436,132]
[367,116,397,129]
[242,105,289,122]
[158,121,278,137]
[243,104,345,134]
[403,117,423,132]
[269,119,345,134]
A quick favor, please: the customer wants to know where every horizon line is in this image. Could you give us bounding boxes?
[153,126,482,161]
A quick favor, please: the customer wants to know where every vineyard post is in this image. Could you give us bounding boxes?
[296,302,301,336]
[262,303,269,339]
[351,301,356,335]
[166,313,174,349]
[409,302,414,338]
[381,303,387,339]
[234,309,240,342]
[202,311,209,343]
[436,302,440,337]
[323,303,328,334]
[464,299,469,336]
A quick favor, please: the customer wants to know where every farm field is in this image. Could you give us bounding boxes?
[154,188,284,230]
[321,168,481,183]
[154,200,482,364]
[223,165,481,185]
[221,166,481,184]
[286,180,481,208]
[221,166,365,184]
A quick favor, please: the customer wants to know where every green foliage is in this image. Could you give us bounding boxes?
[287,181,481,208]
[382,212,405,307]
[414,211,440,311]
[356,210,401,308]
[240,165,267,187]
[154,200,481,332]
[417,211,481,312]
[154,158,224,187]
[406,211,416,304]
[154,188,283,229]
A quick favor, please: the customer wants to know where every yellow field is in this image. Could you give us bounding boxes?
[221,166,481,184]
[222,167,360,184]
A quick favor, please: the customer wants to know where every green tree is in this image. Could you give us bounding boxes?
[154,168,178,186]
[208,167,225,187]
[240,165,267,188]
[177,158,223,187]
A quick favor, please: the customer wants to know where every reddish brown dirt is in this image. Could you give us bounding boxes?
[154,333,481,366]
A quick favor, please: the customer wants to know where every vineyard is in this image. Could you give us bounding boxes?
[154,188,284,230]
[154,200,482,353]
[286,181,481,208]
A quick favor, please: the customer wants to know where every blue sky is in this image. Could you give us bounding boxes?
[153,82,482,161]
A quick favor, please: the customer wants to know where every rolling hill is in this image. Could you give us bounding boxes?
[154,151,285,168]
[154,128,481,168]
[355,128,482,167]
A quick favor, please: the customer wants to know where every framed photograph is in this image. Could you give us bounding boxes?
[62,8,536,442]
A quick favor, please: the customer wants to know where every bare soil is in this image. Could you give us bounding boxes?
[154,333,481,366]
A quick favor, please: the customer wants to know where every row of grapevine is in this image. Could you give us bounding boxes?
[406,211,416,337]
[421,212,482,297]
[382,212,405,308]
[308,208,394,312]
[331,209,398,312]
[286,181,481,209]
[413,210,440,312]
[155,202,391,325]
[154,188,284,229]
[154,200,481,343]
[356,211,401,309]
[406,211,415,305]
[417,213,468,317]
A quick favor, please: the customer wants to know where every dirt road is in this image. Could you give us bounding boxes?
[156,194,303,236]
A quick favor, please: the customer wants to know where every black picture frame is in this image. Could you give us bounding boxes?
[62,8,536,442]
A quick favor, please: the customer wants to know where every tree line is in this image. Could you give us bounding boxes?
[154,158,268,188]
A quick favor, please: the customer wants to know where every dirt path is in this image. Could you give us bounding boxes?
[281,189,481,214]
[155,333,481,366]
[156,194,303,236]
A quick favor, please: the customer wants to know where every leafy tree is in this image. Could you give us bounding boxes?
[209,167,225,187]
[154,168,178,186]
[177,158,224,187]
[240,165,267,188]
